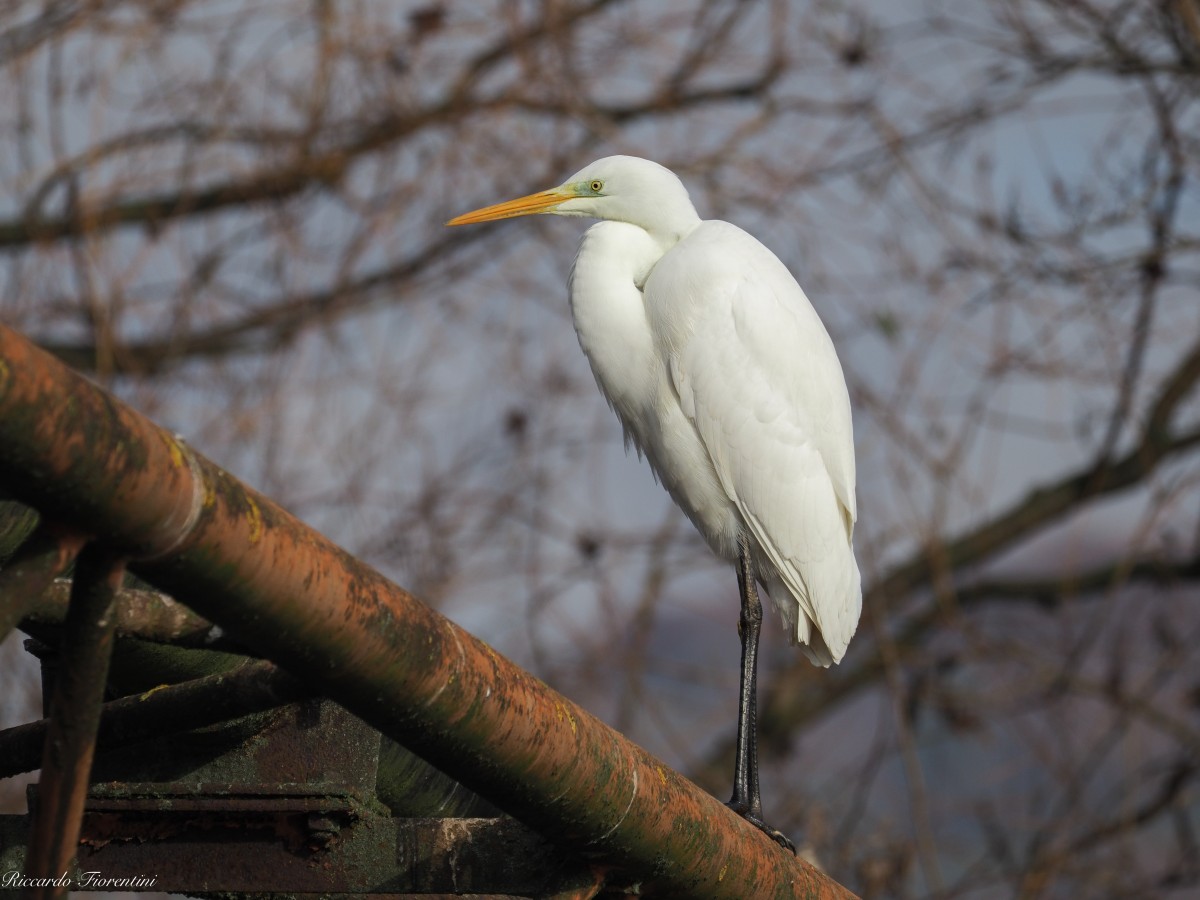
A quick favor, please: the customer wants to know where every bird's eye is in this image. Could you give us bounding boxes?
[589,180,604,193]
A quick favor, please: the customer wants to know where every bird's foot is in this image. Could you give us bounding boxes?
[725,800,796,854]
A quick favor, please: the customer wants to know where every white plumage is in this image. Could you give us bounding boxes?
[449,155,861,847]
[451,155,860,664]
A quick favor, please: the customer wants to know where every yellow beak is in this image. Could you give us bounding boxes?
[446,187,573,226]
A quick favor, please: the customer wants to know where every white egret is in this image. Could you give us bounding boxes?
[448,156,861,851]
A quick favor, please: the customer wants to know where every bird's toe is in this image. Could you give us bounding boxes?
[725,801,796,854]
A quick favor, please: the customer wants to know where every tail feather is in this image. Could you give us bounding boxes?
[765,552,860,668]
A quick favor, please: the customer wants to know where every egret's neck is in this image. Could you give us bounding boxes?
[568,221,664,427]
[640,204,702,253]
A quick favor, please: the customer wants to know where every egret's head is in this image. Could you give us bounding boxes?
[447,155,700,240]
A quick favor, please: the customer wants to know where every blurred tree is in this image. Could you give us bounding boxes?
[2,0,1198,896]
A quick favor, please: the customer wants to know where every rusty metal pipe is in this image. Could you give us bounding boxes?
[21,581,233,649]
[23,546,124,900]
[0,324,855,899]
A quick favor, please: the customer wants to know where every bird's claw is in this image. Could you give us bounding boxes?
[725,801,796,854]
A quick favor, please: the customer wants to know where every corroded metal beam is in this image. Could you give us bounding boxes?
[22,581,232,649]
[0,660,307,779]
[0,324,856,899]
[2,813,608,896]
[23,548,124,900]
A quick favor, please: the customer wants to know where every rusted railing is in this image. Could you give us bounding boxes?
[22,548,124,888]
[0,323,856,899]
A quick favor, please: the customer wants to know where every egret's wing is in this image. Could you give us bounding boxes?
[650,222,860,662]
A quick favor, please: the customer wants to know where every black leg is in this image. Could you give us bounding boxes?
[726,536,795,853]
